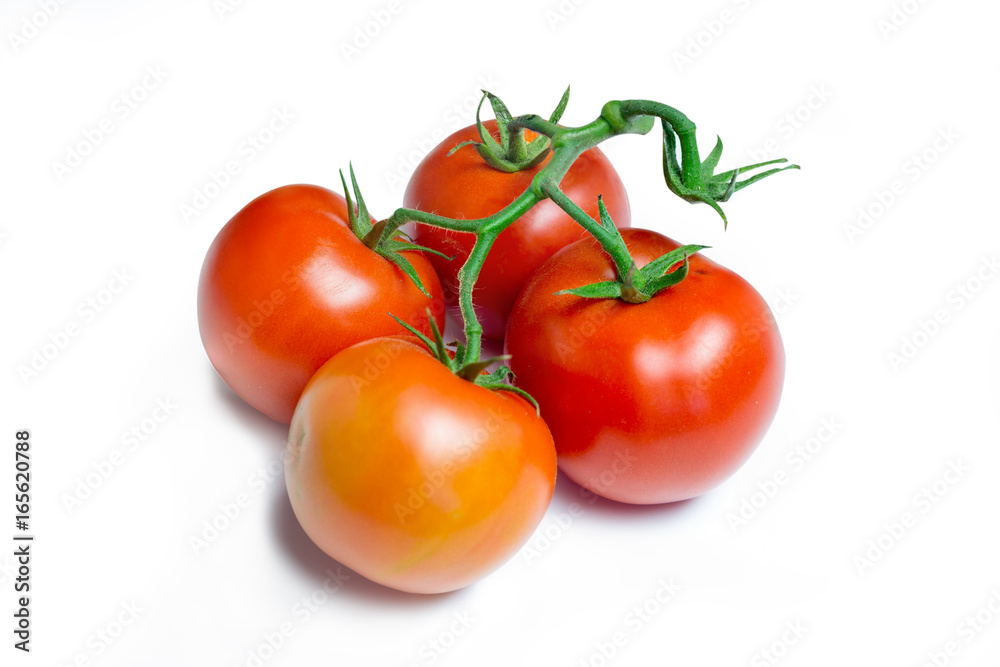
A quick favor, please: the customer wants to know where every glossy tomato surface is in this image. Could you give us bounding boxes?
[506,229,784,504]
[198,185,444,424]
[405,120,630,340]
[285,337,557,594]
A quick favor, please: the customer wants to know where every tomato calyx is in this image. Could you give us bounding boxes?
[552,198,709,304]
[340,165,451,298]
[391,310,540,414]
[448,88,571,173]
[557,243,707,303]
[659,118,800,228]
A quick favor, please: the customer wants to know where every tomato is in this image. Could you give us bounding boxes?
[505,228,784,504]
[198,184,444,424]
[405,120,630,340]
[284,336,556,594]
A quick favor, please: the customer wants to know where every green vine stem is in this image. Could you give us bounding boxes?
[540,185,641,293]
[354,93,798,380]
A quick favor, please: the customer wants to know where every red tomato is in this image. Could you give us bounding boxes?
[198,185,444,424]
[505,229,784,504]
[405,120,630,340]
[285,336,556,594]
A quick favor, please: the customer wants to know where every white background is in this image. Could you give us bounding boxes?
[3,0,999,665]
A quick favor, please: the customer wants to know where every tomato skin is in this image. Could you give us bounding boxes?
[285,337,556,594]
[198,185,444,424]
[505,229,784,505]
[405,120,630,340]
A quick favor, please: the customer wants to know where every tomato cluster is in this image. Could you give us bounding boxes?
[198,108,786,594]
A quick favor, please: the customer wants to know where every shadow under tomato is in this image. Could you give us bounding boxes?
[551,470,701,520]
[270,480,465,607]
[211,369,289,445]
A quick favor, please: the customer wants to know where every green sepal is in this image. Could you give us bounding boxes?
[391,312,536,404]
[555,244,707,303]
[715,160,800,195]
[638,244,708,282]
[482,382,541,416]
[663,128,729,225]
[485,91,516,154]
[391,312,529,401]
[549,86,571,124]
[597,195,620,234]
[392,228,414,241]
[457,354,509,382]
[700,136,724,181]
[447,139,479,157]
[474,365,541,416]
[644,253,692,294]
[340,164,374,240]
[662,126,683,192]
[450,340,468,368]
[661,119,800,228]
[368,222,420,247]
[595,195,641,293]
[399,308,454,371]
[382,238,454,262]
[380,249,431,298]
[555,280,624,300]
[361,219,387,249]
[341,166,444,296]
[389,313,438,360]
[448,90,557,173]
[425,307,450,367]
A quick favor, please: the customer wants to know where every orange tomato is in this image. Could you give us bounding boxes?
[285,336,557,593]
